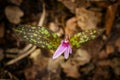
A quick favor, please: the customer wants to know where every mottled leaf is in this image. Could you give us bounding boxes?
[14,25,61,50]
[70,29,104,48]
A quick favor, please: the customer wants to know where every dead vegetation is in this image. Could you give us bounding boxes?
[0,0,120,80]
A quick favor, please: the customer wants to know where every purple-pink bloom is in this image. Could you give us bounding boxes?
[53,40,72,59]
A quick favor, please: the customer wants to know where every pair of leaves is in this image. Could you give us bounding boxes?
[14,25,104,50]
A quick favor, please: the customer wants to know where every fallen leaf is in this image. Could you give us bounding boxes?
[48,56,64,73]
[61,60,80,78]
[48,22,59,32]
[75,8,102,30]
[104,2,118,35]
[65,17,78,37]
[72,49,91,66]
[5,6,24,24]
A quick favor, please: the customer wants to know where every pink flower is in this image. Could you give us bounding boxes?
[53,40,72,59]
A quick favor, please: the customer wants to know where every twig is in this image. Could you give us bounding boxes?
[5,46,36,65]
[18,44,33,54]
[38,3,46,26]
[5,44,33,54]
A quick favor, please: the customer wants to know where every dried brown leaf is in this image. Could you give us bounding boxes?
[61,60,80,78]
[105,3,118,35]
[72,49,91,66]
[65,17,78,37]
[75,8,102,30]
[5,6,24,24]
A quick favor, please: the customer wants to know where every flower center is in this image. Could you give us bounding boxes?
[62,41,69,47]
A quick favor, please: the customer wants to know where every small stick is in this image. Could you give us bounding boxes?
[6,46,36,65]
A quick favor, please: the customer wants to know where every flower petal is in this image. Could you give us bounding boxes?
[64,47,69,59]
[68,45,72,54]
[53,44,67,59]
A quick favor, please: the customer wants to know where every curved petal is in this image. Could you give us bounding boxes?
[69,46,72,54]
[64,47,69,59]
[53,44,67,59]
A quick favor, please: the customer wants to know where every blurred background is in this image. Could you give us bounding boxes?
[0,0,120,80]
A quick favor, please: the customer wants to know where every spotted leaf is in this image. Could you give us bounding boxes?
[14,25,61,50]
[70,29,104,48]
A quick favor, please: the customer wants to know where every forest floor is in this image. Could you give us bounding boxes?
[0,0,120,80]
